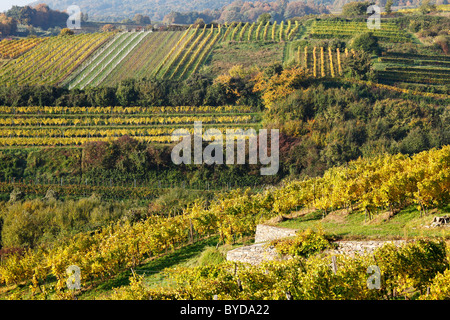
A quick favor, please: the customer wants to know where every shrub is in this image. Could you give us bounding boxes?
[350,32,380,55]
[60,28,74,36]
[270,228,332,258]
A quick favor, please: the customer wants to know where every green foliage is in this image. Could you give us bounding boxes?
[350,32,380,55]
[25,148,81,181]
[0,197,128,248]
[0,151,27,181]
[196,246,226,266]
[341,1,370,17]
[419,0,437,14]
[400,127,432,155]
[109,239,449,300]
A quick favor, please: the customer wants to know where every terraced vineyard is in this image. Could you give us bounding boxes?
[0,19,443,93]
[309,20,412,42]
[0,105,261,147]
[0,33,114,86]
[376,52,450,86]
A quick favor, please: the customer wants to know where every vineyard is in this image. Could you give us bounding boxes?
[0,105,261,147]
[65,31,150,89]
[294,46,349,78]
[221,20,301,42]
[56,21,303,86]
[0,33,114,87]
[0,13,449,302]
[309,20,412,43]
[0,145,448,299]
[152,25,222,80]
[0,20,304,89]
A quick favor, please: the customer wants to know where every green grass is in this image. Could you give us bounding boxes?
[278,205,450,240]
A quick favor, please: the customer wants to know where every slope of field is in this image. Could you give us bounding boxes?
[0,33,114,87]
[309,20,412,42]
[222,20,301,42]
[295,45,346,77]
[0,105,261,147]
[66,31,150,90]
[101,31,187,86]
[376,51,450,87]
[152,22,302,80]
[205,41,284,76]
[0,38,47,59]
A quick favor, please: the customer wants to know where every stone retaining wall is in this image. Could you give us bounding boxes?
[226,243,281,265]
[226,224,408,265]
[254,224,297,243]
[327,240,406,257]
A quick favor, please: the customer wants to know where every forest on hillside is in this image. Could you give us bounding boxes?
[31,0,449,22]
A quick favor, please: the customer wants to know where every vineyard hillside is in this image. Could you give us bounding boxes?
[0,9,449,303]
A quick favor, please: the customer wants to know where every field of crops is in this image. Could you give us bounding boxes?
[0,37,46,59]
[222,20,301,42]
[153,25,222,80]
[376,52,450,86]
[0,20,303,88]
[0,105,261,147]
[309,20,412,42]
[65,31,150,89]
[101,31,188,86]
[152,21,301,80]
[0,33,114,87]
[295,46,348,78]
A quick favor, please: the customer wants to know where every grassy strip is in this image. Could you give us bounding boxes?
[277,205,450,240]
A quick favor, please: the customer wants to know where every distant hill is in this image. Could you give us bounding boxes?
[29,0,449,23]
[30,0,278,22]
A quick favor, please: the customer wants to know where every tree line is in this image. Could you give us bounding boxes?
[1,4,69,35]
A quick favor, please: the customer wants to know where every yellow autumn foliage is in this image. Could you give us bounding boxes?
[253,66,309,109]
